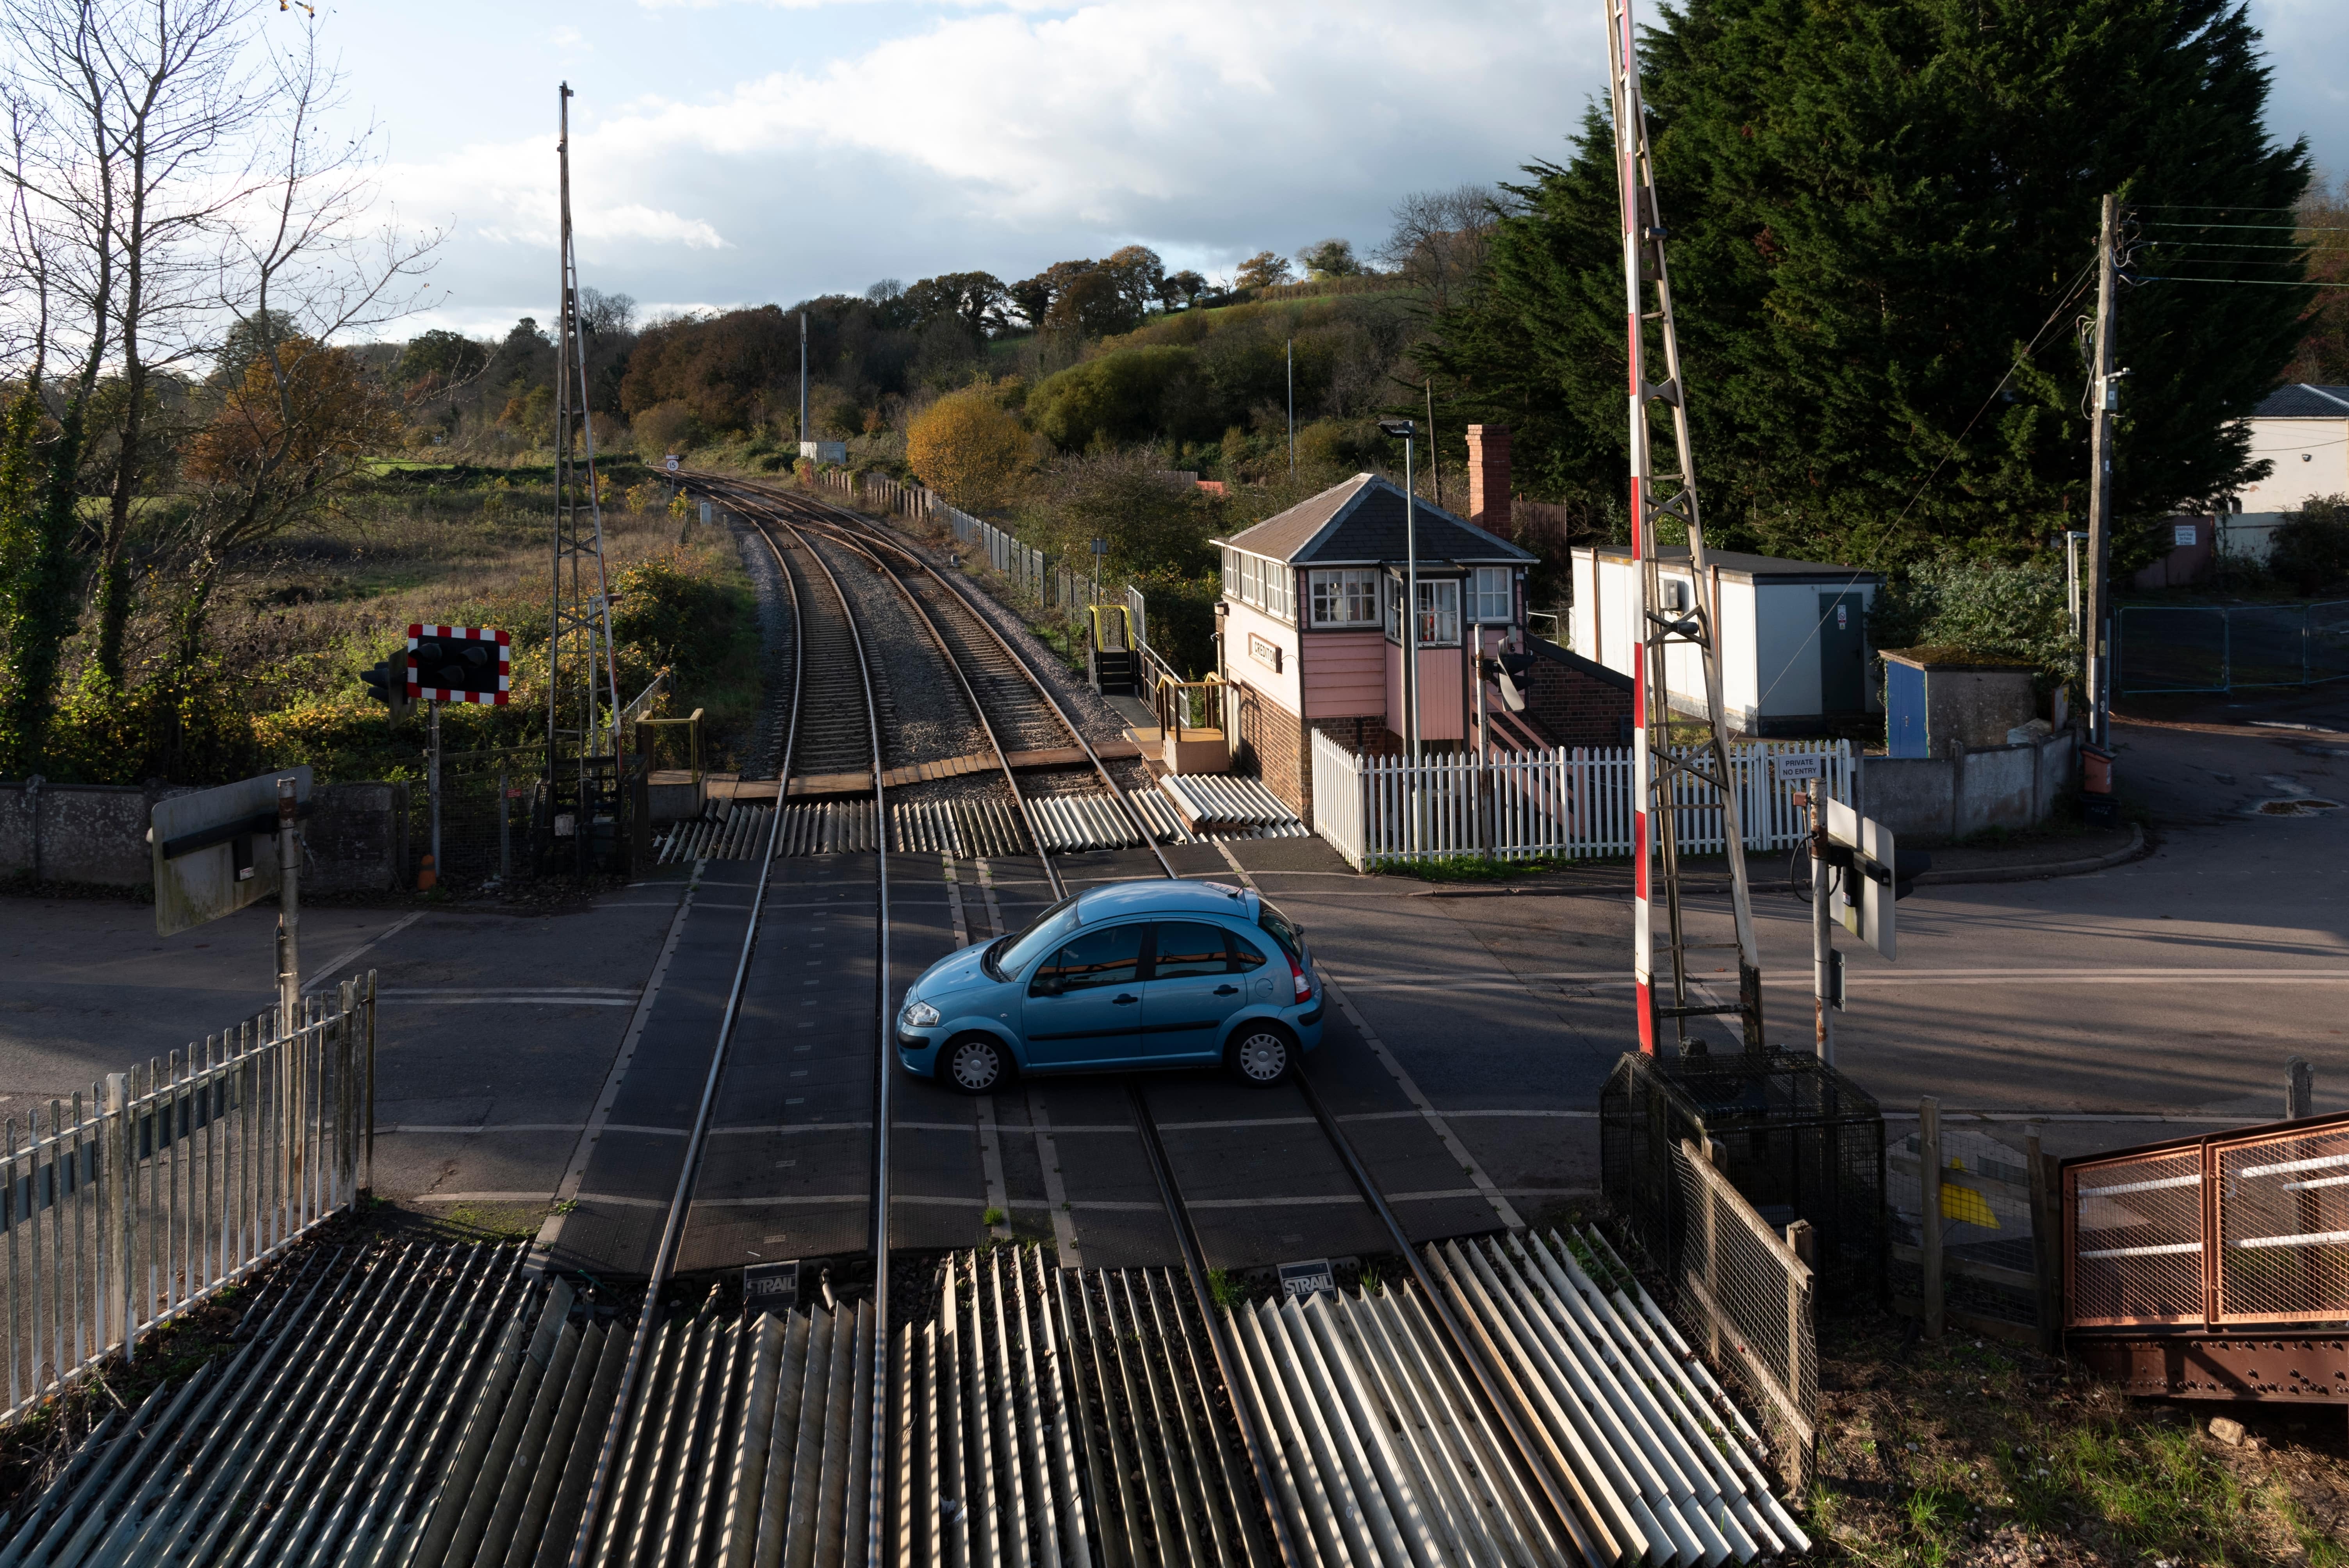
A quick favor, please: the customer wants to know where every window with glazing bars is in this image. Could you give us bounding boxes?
[1472,566,1515,623]
[1310,569,1379,627]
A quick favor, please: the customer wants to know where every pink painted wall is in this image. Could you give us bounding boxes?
[1300,631,1386,717]
[1383,641,1465,742]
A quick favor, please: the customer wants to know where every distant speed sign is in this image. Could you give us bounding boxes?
[408,624,512,706]
[665,453,680,472]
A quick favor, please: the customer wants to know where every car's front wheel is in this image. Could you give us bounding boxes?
[943,1034,1011,1095]
[1226,1023,1295,1087]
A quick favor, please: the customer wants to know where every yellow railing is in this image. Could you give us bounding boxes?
[634,706,706,781]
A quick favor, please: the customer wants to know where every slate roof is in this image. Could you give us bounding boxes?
[1216,473,1535,567]
[2253,384,2349,418]
[1583,542,1880,583]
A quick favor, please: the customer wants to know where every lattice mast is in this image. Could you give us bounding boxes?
[1606,0,1766,1055]
[550,85,625,818]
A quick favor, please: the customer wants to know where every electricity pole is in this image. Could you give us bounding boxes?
[798,312,809,451]
[2084,192,2118,750]
[1286,339,1296,480]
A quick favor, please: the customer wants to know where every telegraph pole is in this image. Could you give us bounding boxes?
[799,312,809,451]
[2084,192,2118,749]
[1286,339,1296,480]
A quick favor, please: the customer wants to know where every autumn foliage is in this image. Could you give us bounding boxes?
[906,387,1029,513]
[186,338,399,486]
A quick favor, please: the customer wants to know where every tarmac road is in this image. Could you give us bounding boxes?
[0,711,2339,1262]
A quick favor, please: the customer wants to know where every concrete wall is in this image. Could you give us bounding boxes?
[0,779,410,891]
[1858,730,2078,843]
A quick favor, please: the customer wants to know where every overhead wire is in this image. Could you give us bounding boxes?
[1742,254,2103,713]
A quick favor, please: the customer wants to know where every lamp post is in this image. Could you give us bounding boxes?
[1380,418,1422,852]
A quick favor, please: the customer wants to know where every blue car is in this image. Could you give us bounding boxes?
[895,879,1324,1093]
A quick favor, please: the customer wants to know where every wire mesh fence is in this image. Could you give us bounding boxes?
[2117,600,2349,693]
[1670,1141,1818,1491]
[1889,1123,2046,1338]
[410,744,537,889]
[2,978,373,1425]
[1602,1049,1887,1306]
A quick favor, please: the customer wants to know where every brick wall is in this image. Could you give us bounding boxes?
[1522,639,1634,747]
[1232,684,1386,821]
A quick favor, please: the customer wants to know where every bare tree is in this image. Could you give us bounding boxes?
[5,0,273,683]
[163,11,438,666]
[1375,184,1501,312]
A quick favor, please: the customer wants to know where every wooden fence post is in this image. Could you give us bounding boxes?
[1919,1096,1944,1340]
[2027,1127,2063,1352]
[1700,1135,1723,1360]
[1785,1217,1814,1460]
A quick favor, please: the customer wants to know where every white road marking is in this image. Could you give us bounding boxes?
[1212,839,1524,1232]
[1028,1089,1082,1264]
[529,863,702,1272]
[1329,966,2349,991]
[413,1190,554,1204]
[302,910,423,994]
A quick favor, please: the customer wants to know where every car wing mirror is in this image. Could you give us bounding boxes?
[1030,975,1064,998]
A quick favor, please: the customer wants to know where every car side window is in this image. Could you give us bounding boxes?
[1227,933,1267,971]
[1151,922,1231,979]
[1031,923,1147,995]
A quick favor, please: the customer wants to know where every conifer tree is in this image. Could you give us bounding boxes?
[1421,0,2313,567]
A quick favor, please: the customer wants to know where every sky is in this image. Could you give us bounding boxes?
[301,0,2349,342]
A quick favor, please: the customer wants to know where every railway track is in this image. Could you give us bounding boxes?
[0,474,1804,1567]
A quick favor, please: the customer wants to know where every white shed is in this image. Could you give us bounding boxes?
[1569,544,1882,736]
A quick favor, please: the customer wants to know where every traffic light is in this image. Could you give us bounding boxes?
[360,656,415,723]
[406,624,511,706]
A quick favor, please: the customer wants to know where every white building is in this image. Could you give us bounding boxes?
[2228,383,2349,559]
[1569,544,1882,736]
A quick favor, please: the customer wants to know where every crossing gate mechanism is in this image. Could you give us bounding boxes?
[1607,0,1767,1058]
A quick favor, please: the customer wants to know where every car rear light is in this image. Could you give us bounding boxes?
[1288,953,1313,1002]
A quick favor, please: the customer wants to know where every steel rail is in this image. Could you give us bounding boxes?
[677,477,901,1565]
[720,475,1598,1563]
[727,488,1067,900]
[724,476,1178,877]
[561,484,867,1568]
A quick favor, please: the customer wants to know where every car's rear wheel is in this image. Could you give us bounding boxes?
[1226,1023,1295,1087]
[944,1034,1010,1095]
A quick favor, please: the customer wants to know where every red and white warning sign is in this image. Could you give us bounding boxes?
[407,624,512,705]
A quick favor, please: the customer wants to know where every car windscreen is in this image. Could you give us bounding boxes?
[987,894,1082,980]
[1256,900,1305,959]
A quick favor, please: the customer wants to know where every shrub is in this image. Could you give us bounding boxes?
[612,551,740,684]
[907,388,1029,512]
[1870,550,2076,688]
[2269,494,2349,595]
[633,399,699,457]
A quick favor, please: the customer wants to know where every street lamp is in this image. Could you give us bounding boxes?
[1379,418,1422,852]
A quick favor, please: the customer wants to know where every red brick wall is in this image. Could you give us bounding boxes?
[1233,682,1387,821]
[1524,643,1634,747]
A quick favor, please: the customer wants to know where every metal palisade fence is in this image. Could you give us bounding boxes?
[1312,731,1855,869]
[2,976,375,1425]
[2117,599,2349,694]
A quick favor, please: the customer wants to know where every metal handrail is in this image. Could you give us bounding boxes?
[632,707,705,782]
[1153,672,1223,737]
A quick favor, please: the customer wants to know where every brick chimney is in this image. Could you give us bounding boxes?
[1466,424,1511,540]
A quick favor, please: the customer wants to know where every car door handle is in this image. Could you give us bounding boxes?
[1112,994,1139,1005]
[1214,985,1239,995]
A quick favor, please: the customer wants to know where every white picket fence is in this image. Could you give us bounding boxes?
[1311,729,1855,869]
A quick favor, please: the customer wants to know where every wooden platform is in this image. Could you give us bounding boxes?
[783,740,1143,798]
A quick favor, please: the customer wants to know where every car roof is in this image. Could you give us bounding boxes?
[1074,878,1256,923]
